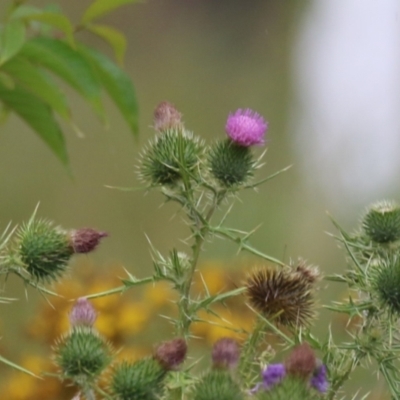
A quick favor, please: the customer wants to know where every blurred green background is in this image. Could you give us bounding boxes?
[0,0,398,398]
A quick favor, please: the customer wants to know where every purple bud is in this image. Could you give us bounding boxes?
[154,338,187,370]
[69,297,97,327]
[310,364,329,393]
[225,108,268,147]
[70,228,108,254]
[211,337,240,369]
[154,101,183,132]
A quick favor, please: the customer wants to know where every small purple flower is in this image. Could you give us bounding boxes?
[212,337,240,369]
[70,228,108,254]
[262,363,286,388]
[69,297,97,327]
[310,364,329,393]
[225,108,268,147]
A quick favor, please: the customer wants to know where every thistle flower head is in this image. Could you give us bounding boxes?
[54,327,111,382]
[211,337,240,369]
[284,342,316,379]
[70,228,107,254]
[110,359,167,400]
[208,139,254,187]
[246,266,315,327]
[225,108,268,147]
[261,363,286,388]
[16,218,73,283]
[362,200,400,243]
[154,338,187,370]
[154,101,183,132]
[69,297,97,328]
[310,364,328,393]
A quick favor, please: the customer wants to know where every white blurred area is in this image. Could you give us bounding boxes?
[292,0,400,211]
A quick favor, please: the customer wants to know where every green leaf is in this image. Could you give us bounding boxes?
[1,56,70,119]
[81,0,142,25]
[24,12,75,47]
[0,82,68,166]
[0,71,15,89]
[19,37,104,118]
[0,20,26,65]
[79,45,139,136]
[87,24,127,65]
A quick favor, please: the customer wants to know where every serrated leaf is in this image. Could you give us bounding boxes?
[0,20,26,65]
[2,56,70,119]
[79,45,139,136]
[19,37,104,119]
[81,0,142,25]
[0,82,68,166]
[87,24,127,65]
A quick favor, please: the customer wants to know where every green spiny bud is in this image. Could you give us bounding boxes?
[54,327,111,383]
[111,358,167,400]
[192,370,244,400]
[373,256,400,314]
[139,130,203,186]
[362,200,400,243]
[255,376,320,400]
[16,218,73,283]
[208,139,254,187]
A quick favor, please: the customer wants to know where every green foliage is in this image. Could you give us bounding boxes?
[0,0,140,167]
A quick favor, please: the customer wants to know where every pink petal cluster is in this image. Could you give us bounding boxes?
[69,297,97,327]
[225,109,268,147]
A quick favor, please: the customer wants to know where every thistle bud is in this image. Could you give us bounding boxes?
[154,338,187,370]
[69,228,108,254]
[69,297,97,328]
[208,140,254,187]
[139,130,203,187]
[16,219,73,283]
[362,200,400,243]
[211,337,240,369]
[54,327,111,382]
[284,342,316,379]
[154,101,183,132]
[111,359,167,400]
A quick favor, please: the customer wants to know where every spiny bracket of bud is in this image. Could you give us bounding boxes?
[246,266,316,327]
[139,130,204,187]
[154,101,183,132]
[111,358,167,400]
[362,200,400,243]
[16,218,73,283]
[69,297,97,328]
[211,337,240,369]
[54,327,111,382]
[208,139,254,187]
[69,228,108,254]
[154,337,187,370]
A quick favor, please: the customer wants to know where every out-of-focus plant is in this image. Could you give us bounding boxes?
[0,0,140,167]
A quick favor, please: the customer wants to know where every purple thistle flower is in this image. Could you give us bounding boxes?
[69,297,97,327]
[310,364,329,393]
[262,363,286,388]
[70,228,108,254]
[212,337,240,369]
[225,109,268,147]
